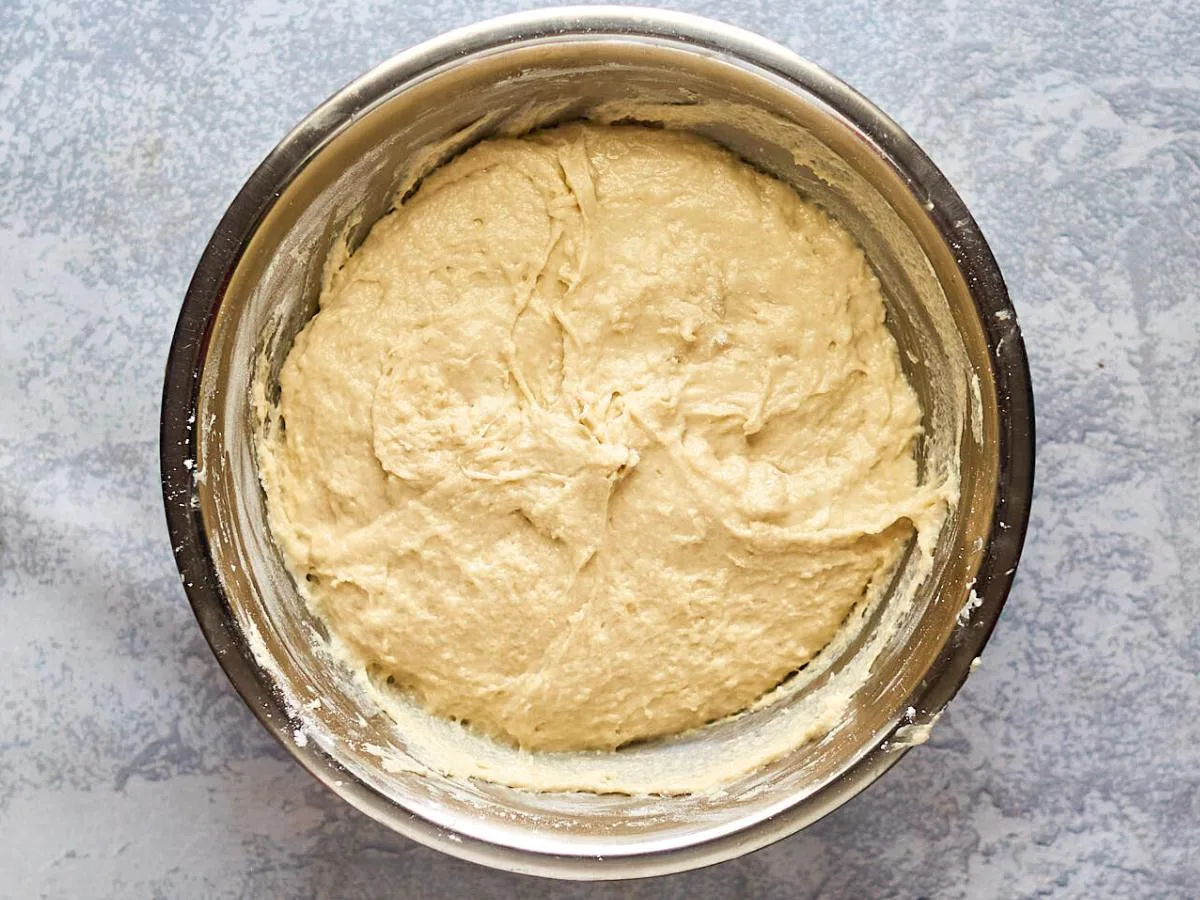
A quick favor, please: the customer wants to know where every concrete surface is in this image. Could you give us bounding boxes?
[2,0,1198,896]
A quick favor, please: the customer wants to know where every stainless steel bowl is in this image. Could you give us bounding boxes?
[161,6,1033,879]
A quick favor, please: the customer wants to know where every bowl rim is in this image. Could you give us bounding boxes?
[160,5,1035,880]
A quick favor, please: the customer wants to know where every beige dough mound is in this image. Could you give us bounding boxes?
[259,124,937,753]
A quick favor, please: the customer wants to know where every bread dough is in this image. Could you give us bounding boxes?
[259,124,941,753]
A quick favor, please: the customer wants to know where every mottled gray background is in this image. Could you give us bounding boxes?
[2,0,1198,896]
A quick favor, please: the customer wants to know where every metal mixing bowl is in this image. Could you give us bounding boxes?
[161,6,1033,879]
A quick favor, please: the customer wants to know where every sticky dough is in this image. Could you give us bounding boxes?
[259,124,944,753]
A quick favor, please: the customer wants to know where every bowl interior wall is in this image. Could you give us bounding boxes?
[193,37,995,856]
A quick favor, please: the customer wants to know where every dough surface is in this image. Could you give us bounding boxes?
[259,124,938,753]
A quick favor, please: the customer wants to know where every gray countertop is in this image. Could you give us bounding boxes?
[3,1,1198,897]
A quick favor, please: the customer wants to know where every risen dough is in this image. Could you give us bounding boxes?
[260,124,940,753]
